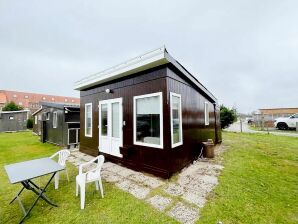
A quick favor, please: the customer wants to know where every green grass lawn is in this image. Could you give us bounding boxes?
[0,131,297,224]
[198,132,298,224]
[0,132,177,224]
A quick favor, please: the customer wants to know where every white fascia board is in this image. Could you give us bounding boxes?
[74,46,168,90]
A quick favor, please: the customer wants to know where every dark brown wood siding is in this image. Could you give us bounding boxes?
[166,66,217,174]
[79,64,221,178]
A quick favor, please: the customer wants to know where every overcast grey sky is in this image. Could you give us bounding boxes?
[0,0,297,113]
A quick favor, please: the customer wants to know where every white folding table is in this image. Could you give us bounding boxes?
[5,157,64,223]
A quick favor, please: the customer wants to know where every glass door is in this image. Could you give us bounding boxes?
[99,98,123,157]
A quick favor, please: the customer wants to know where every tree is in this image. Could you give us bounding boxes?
[2,101,23,111]
[220,105,237,129]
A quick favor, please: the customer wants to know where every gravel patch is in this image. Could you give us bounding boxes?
[117,167,140,178]
[167,202,199,224]
[143,176,164,188]
[164,183,185,196]
[116,179,150,199]
[182,189,207,208]
[102,172,122,183]
[147,195,172,211]
[105,164,126,173]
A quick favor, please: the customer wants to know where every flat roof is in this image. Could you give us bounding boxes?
[74,46,217,102]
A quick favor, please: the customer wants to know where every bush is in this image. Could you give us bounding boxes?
[27,118,33,129]
[220,105,237,129]
[2,101,23,111]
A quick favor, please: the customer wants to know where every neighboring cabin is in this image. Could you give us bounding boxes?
[0,110,29,132]
[74,46,221,178]
[0,90,80,114]
[32,102,80,148]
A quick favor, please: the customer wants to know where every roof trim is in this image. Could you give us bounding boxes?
[32,107,43,116]
[74,46,217,102]
[0,110,30,114]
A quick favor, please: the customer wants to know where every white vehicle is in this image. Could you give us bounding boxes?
[274,113,298,130]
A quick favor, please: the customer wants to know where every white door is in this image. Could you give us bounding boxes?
[99,98,123,157]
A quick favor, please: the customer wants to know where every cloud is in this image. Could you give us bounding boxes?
[0,0,297,112]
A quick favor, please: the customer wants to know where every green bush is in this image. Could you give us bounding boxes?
[27,118,33,129]
[220,105,237,129]
[2,101,23,111]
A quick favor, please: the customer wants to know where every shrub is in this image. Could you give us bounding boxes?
[27,118,33,129]
[220,105,237,129]
[2,101,23,111]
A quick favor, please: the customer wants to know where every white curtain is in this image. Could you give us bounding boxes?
[136,96,160,115]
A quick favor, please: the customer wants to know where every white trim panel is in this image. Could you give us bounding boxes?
[85,103,93,137]
[133,92,163,149]
[170,92,183,148]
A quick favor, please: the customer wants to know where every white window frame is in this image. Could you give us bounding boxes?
[170,92,183,148]
[53,112,58,128]
[85,103,93,137]
[205,102,209,126]
[35,115,38,125]
[133,92,163,149]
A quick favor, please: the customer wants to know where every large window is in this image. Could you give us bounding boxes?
[85,103,92,137]
[170,93,183,147]
[53,112,58,128]
[133,92,163,148]
[205,102,209,125]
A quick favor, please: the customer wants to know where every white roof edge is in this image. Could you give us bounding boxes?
[32,107,43,116]
[0,110,30,114]
[74,46,167,90]
[74,46,217,102]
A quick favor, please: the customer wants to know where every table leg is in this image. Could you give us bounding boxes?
[17,172,57,224]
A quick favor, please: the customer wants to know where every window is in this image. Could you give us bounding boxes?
[65,99,68,102]
[53,112,57,128]
[35,116,37,124]
[205,102,209,125]
[9,116,14,120]
[42,97,46,100]
[85,103,92,137]
[133,92,163,148]
[46,112,50,120]
[24,95,29,99]
[18,102,23,106]
[170,93,183,147]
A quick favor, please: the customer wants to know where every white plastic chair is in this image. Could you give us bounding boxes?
[50,149,70,189]
[76,155,105,209]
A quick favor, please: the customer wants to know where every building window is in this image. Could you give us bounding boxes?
[65,99,68,102]
[53,112,57,128]
[71,99,74,103]
[170,93,183,148]
[13,94,17,98]
[205,102,209,125]
[42,97,46,100]
[9,116,14,120]
[46,112,50,120]
[133,92,163,148]
[52,98,55,101]
[85,103,92,137]
[18,102,23,106]
[24,95,29,99]
[35,116,37,124]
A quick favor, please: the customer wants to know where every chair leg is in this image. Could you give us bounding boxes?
[95,181,99,191]
[54,172,59,190]
[80,184,85,209]
[98,178,104,198]
[65,168,69,182]
[76,181,79,196]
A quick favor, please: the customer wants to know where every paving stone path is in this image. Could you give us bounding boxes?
[67,146,224,224]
